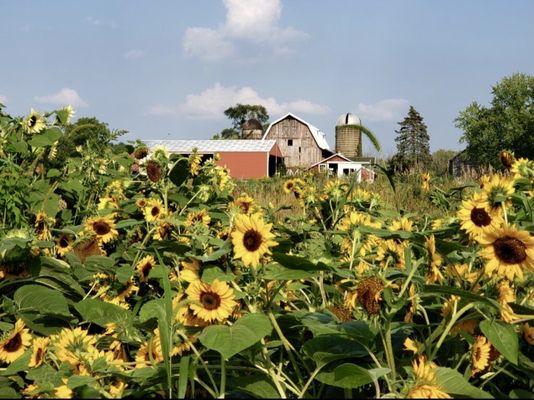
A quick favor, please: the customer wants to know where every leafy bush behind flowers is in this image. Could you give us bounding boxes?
[0,106,533,398]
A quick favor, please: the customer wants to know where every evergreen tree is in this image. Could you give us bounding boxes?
[392,106,431,171]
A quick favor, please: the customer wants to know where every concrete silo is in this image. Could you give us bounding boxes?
[335,113,362,159]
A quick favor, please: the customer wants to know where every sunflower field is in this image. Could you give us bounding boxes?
[0,106,533,399]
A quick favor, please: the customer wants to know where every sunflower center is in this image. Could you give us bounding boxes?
[4,333,22,352]
[29,116,37,127]
[93,221,111,236]
[59,236,70,248]
[200,291,221,310]
[151,207,160,217]
[470,207,491,227]
[243,230,263,251]
[141,262,153,278]
[36,220,46,233]
[34,348,44,364]
[493,236,527,264]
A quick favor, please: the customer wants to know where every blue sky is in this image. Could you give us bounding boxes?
[1,0,533,156]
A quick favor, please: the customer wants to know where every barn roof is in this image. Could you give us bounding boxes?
[262,112,331,151]
[143,139,277,153]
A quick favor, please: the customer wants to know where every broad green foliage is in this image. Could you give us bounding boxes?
[0,105,533,398]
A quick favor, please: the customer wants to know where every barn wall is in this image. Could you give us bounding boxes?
[216,152,268,179]
[264,117,323,169]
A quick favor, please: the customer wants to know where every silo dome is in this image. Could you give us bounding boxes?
[336,113,361,127]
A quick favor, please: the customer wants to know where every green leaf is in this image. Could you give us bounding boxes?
[178,356,190,399]
[74,298,131,327]
[67,375,96,389]
[271,253,331,271]
[303,335,368,367]
[436,367,493,398]
[340,321,376,346]
[229,374,280,398]
[0,350,30,376]
[262,263,316,280]
[139,299,167,323]
[316,363,389,389]
[201,266,235,283]
[169,158,189,187]
[28,127,62,148]
[199,313,272,359]
[479,320,518,365]
[14,285,70,317]
[115,219,144,229]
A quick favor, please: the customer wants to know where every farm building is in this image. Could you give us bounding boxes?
[308,153,375,182]
[262,113,333,171]
[144,139,283,179]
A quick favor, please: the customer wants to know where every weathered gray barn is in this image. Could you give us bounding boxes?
[262,113,333,170]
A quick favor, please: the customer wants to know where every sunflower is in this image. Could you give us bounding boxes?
[174,295,209,328]
[483,175,514,210]
[54,380,73,399]
[471,335,493,376]
[479,226,534,281]
[408,356,451,398]
[356,276,384,315]
[421,172,431,191]
[186,279,237,323]
[22,109,46,134]
[179,259,201,282]
[85,215,118,243]
[146,159,163,182]
[425,235,444,284]
[185,209,211,227]
[376,240,405,269]
[133,146,149,160]
[283,179,296,194]
[28,337,49,368]
[0,319,32,363]
[390,216,414,232]
[511,158,534,181]
[445,263,478,284]
[136,255,157,282]
[499,150,515,170]
[55,233,73,257]
[497,281,519,323]
[73,237,105,263]
[403,337,421,354]
[143,198,165,223]
[135,329,164,368]
[52,327,99,370]
[457,192,503,239]
[231,194,256,215]
[231,213,277,268]
[153,221,172,240]
[408,385,451,399]
[189,151,203,176]
[523,323,534,345]
[34,211,53,241]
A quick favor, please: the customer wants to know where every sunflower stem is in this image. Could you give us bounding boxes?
[218,355,226,398]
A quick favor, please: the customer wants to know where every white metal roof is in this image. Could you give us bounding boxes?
[143,139,277,153]
[308,153,371,169]
[262,112,331,151]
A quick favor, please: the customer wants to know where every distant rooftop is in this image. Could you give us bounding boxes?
[143,139,277,153]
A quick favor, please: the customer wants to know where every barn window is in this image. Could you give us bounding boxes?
[298,147,301,153]
[287,139,293,146]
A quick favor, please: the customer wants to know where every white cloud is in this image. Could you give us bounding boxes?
[147,83,328,118]
[0,95,7,104]
[182,0,306,62]
[123,49,146,60]
[356,99,409,122]
[35,88,88,108]
[183,28,235,62]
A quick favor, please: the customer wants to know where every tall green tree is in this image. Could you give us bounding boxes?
[391,106,431,171]
[52,117,127,166]
[213,104,270,139]
[455,73,534,168]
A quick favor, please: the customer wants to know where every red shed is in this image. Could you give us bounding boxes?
[144,140,283,179]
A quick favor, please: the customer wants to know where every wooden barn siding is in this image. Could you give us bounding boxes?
[265,118,323,169]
